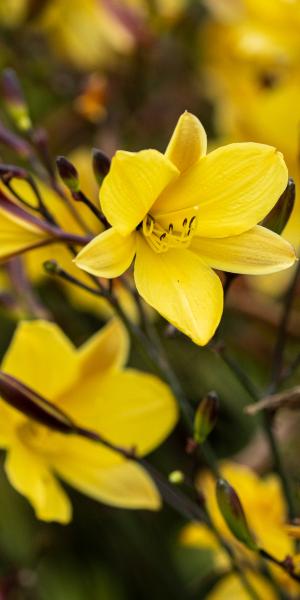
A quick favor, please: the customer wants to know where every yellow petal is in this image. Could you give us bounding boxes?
[77,318,129,378]
[134,237,224,345]
[2,320,77,401]
[74,227,136,278]
[180,523,229,570]
[0,204,54,262]
[191,225,297,275]
[165,111,207,172]
[100,149,179,235]
[54,447,161,510]
[60,369,177,455]
[206,573,278,600]
[5,441,71,523]
[153,143,288,236]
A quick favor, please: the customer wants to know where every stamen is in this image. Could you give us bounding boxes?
[142,213,198,253]
[142,214,154,236]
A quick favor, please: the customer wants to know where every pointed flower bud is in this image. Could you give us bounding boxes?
[216,479,258,551]
[0,371,76,434]
[2,69,32,132]
[194,391,219,444]
[56,156,80,192]
[168,470,184,484]
[262,178,295,235]
[92,148,111,185]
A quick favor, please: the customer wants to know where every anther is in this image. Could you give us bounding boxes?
[160,233,167,241]
[182,218,188,227]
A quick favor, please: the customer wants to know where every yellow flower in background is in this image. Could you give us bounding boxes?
[205,571,278,600]
[75,111,294,346]
[0,318,177,522]
[181,462,300,597]
[1,149,137,321]
[0,0,27,28]
[203,0,300,294]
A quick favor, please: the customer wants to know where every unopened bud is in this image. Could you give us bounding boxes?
[194,391,219,444]
[56,156,80,192]
[43,259,60,275]
[262,178,295,235]
[0,370,75,434]
[2,69,32,131]
[216,479,258,551]
[168,470,184,484]
[92,148,110,185]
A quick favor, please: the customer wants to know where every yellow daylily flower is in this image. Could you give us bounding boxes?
[0,318,177,522]
[181,462,300,597]
[203,0,300,296]
[75,111,295,346]
[0,193,57,261]
[1,149,138,321]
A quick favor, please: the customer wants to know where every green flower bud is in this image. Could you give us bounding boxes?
[56,156,80,193]
[168,470,184,484]
[2,69,32,132]
[194,391,219,444]
[216,479,258,551]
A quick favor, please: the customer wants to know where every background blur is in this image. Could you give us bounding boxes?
[1,1,300,598]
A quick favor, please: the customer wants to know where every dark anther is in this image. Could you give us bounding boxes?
[160,233,167,241]
[182,218,188,227]
[258,71,279,90]
[189,216,196,227]
[168,224,173,233]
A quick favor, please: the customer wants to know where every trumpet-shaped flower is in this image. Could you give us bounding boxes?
[0,318,177,522]
[75,112,295,346]
[181,462,300,598]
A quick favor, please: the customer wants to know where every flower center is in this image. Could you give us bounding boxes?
[142,213,198,253]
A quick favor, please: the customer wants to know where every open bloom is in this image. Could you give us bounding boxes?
[75,111,295,345]
[181,462,300,598]
[0,318,177,522]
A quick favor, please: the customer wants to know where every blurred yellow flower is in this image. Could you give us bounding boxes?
[205,571,278,600]
[203,0,300,294]
[75,111,294,346]
[2,149,137,320]
[181,462,300,597]
[0,318,177,522]
[0,0,27,28]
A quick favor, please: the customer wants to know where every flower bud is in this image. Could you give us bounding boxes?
[43,259,60,275]
[168,470,184,484]
[262,177,295,235]
[194,391,219,444]
[2,69,32,132]
[216,479,258,551]
[92,148,111,185]
[0,370,75,434]
[56,156,80,192]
